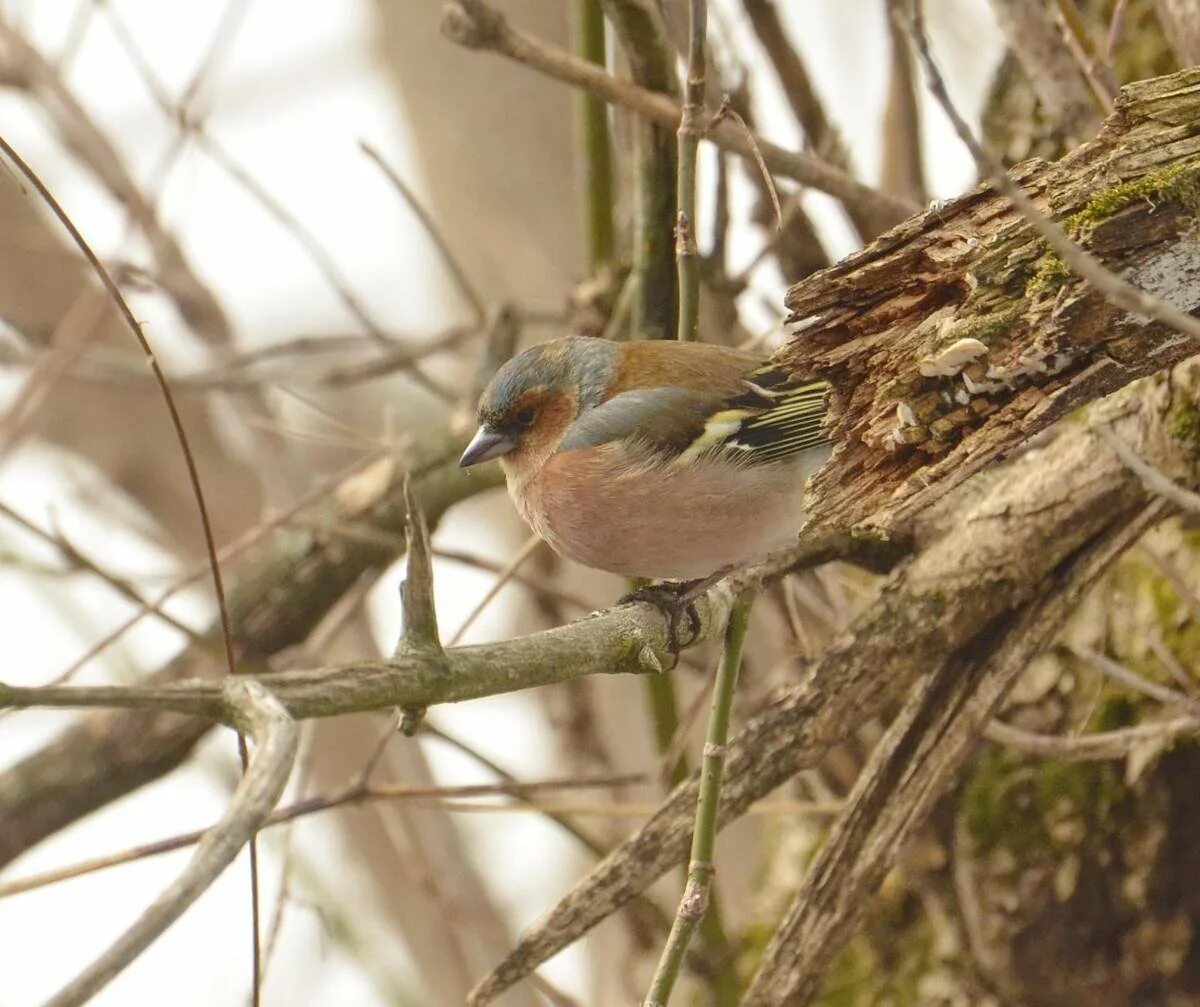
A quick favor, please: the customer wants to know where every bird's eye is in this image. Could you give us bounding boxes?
[514,407,537,427]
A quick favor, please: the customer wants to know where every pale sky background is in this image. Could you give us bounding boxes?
[0,2,1003,1004]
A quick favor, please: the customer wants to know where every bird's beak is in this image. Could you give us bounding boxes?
[459,425,518,468]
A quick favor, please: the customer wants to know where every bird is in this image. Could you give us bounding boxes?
[459,335,831,641]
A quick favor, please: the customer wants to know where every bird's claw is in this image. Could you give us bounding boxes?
[619,581,703,655]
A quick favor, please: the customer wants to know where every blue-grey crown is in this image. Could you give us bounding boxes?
[478,336,617,424]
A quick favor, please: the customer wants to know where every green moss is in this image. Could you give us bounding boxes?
[1025,163,1200,297]
[963,747,1128,855]
[1064,163,1200,237]
[1106,0,1177,82]
[817,934,886,1007]
[963,749,1047,855]
[1025,251,1073,296]
[925,589,947,616]
[944,304,1020,351]
[1091,693,1138,731]
[1123,548,1200,671]
[1170,396,1200,460]
[814,893,935,1007]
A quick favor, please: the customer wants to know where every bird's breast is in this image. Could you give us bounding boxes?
[508,446,821,580]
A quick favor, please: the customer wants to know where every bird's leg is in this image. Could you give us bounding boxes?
[619,567,730,654]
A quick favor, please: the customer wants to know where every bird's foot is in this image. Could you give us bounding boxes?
[620,571,730,654]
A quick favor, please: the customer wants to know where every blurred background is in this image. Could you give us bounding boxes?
[5,1,1191,1005]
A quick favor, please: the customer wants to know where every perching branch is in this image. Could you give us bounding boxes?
[0,587,730,725]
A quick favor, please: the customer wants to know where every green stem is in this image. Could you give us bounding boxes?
[643,589,755,1006]
[641,596,739,1005]
[573,0,615,269]
[675,0,706,341]
[602,0,677,341]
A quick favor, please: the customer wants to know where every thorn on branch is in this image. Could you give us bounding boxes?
[397,477,443,655]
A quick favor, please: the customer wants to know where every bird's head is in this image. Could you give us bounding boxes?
[459,337,616,471]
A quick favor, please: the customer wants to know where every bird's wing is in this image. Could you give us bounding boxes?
[674,362,830,466]
[559,361,830,467]
[559,386,717,456]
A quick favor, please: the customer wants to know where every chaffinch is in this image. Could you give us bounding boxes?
[458,336,831,587]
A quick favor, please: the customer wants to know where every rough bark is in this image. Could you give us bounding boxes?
[780,69,1200,533]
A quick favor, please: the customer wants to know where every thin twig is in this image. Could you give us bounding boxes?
[448,535,543,645]
[716,100,781,231]
[100,5,453,400]
[0,772,646,901]
[985,715,1200,761]
[675,0,706,343]
[1094,420,1200,514]
[0,501,202,643]
[359,141,487,323]
[442,0,914,229]
[1145,628,1196,697]
[32,452,384,691]
[44,681,297,1007]
[433,546,596,613]
[1073,645,1200,718]
[1,137,227,684]
[643,589,754,1006]
[1138,542,1200,626]
[903,1,1200,346]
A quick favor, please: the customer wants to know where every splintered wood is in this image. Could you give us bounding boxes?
[781,70,1200,532]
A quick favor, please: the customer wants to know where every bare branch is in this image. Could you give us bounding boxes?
[440,0,915,232]
[360,141,488,323]
[1094,419,1200,514]
[1153,0,1200,67]
[984,715,1200,761]
[0,587,732,723]
[740,501,1164,1004]
[44,680,297,1007]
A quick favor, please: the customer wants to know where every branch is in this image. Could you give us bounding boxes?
[740,501,1165,1004]
[440,0,914,233]
[0,588,731,723]
[0,430,499,866]
[45,679,297,1007]
[780,67,1200,531]
[987,0,1105,142]
[1155,0,1200,66]
[603,0,677,342]
[674,0,705,344]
